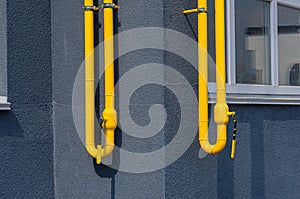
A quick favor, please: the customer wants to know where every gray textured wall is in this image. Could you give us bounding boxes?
[0,0,299,198]
[0,0,53,198]
[0,0,7,96]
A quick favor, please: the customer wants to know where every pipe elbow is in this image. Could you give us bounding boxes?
[199,124,227,155]
[200,140,226,154]
[86,144,97,158]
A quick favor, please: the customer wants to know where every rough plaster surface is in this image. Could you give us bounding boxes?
[0,0,53,198]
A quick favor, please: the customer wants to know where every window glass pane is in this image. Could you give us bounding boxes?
[278,4,300,86]
[235,0,271,84]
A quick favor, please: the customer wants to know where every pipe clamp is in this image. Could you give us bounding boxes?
[197,7,207,13]
[102,3,119,9]
[83,6,99,11]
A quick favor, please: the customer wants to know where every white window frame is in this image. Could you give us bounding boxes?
[0,0,10,110]
[208,0,300,105]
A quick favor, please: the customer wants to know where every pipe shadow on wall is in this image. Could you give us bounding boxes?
[183,14,198,40]
[0,111,24,138]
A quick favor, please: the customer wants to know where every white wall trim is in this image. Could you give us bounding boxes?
[0,96,10,110]
[208,83,300,105]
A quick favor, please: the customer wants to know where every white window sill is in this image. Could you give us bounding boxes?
[208,83,300,105]
[0,96,10,110]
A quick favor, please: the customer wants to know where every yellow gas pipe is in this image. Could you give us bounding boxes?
[101,0,118,159]
[83,0,118,164]
[184,0,236,156]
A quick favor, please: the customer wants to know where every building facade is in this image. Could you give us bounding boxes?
[0,0,300,198]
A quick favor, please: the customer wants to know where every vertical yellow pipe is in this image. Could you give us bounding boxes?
[213,0,230,152]
[84,0,100,160]
[197,0,234,154]
[102,0,117,158]
[197,0,211,152]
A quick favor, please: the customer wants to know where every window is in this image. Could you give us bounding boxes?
[208,0,300,104]
[235,0,271,85]
[0,0,10,110]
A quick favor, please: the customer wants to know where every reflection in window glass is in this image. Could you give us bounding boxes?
[208,0,216,82]
[235,0,271,84]
[278,4,300,86]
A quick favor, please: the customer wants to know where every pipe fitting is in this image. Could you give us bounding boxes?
[214,103,229,124]
[102,108,117,130]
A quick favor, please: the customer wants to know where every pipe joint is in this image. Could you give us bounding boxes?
[214,103,229,124]
[102,108,117,130]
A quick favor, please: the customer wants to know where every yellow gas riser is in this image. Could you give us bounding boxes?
[102,0,117,161]
[84,0,117,164]
[84,0,98,160]
[196,0,234,155]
